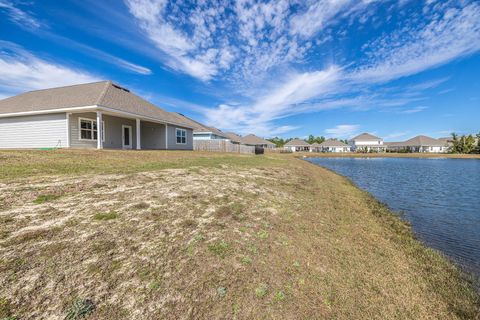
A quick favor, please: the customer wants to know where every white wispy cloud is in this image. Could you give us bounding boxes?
[0,0,40,29]
[325,124,360,138]
[0,41,100,97]
[383,131,409,140]
[399,106,428,114]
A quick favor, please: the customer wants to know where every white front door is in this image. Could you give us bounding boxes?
[122,125,132,149]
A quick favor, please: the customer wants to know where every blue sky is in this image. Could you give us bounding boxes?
[0,0,479,140]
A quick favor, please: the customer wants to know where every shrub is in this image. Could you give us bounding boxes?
[93,211,118,221]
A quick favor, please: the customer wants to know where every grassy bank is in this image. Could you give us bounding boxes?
[0,150,478,319]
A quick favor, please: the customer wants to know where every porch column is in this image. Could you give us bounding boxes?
[165,124,168,149]
[96,111,103,149]
[136,118,141,150]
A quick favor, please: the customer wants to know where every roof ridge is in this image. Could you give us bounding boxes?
[21,80,110,95]
[95,80,113,105]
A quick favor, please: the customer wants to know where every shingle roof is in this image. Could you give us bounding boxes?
[241,134,275,146]
[352,133,382,141]
[284,139,311,147]
[319,139,349,147]
[223,132,243,143]
[400,135,446,147]
[0,81,193,128]
[174,113,227,137]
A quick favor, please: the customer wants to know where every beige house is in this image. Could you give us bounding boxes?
[0,81,194,150]
[241,134,276,149]
[284,139,311,152]
[386,135,450,153]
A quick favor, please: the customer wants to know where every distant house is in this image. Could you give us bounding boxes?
[241,134,276,149]
[386,135,449,153]
[284,139,311,152]
[223,132,243,144]
[350,133,386,152]
[0,81,194,150]
[318,139,351,153]
[174,113,229,140]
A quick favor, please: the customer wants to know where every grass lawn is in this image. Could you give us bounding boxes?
[0,149,478,319]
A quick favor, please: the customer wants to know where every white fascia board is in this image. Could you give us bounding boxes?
[0,105,97,118]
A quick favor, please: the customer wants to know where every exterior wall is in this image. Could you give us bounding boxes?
[141,121,166,149]
[167,125,193,150]
[352,139,383,146]
[0,113,68,149]
[323,146,350,152]
[69,112,137,149]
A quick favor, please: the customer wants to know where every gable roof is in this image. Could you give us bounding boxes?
[284,139,310,147]
[319,139,349,147]
[241,134,275,146]
[223,132,243,143]
[174,113,227,137]
[352,133,382,141]
[0,81,193,128]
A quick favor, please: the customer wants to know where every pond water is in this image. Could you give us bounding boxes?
[307,157,480,277]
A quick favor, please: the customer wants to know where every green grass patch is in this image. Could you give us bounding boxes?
[255,284,268,298]
[33,194,61,204]
[93,211,118,221]
[208,240,230,258]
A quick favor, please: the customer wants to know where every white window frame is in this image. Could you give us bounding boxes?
[78,117,105,142]
[176,128,187,144]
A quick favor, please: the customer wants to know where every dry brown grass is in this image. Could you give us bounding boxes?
[0,150,478,319]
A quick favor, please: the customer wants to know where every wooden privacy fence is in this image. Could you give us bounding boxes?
[193,140,255,154]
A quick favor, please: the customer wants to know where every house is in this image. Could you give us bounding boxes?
[349,133,386,152]
[0,81,194,150]
[174,113,229,140]
[223,132,243,144]
[284,139,311,152]
[318,139,351,153]
[241,134,276,149]
[386,135,449,153]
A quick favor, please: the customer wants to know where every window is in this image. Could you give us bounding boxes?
[79,118,104,141]
[176,128,187,144]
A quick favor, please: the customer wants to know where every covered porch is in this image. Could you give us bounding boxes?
[67,110,172,150]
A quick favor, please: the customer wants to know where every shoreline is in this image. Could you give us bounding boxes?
[277,151,480,159]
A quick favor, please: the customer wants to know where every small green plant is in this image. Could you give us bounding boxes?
[208,240,230,258]
[217,287,227,298]
[33,194,60,204]
[149,280,161,290]
[257,230,269,239]
[93,211,118,221]
[240,256,252,264]
[274,291,286,301]
[255,284,268,298]
[293,261,300,268]
[64,299,95,320]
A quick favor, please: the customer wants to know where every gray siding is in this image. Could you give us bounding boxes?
[69,113,137,149]
[141,121,166,149]
[0,113,67,149]
[167,125,193,150]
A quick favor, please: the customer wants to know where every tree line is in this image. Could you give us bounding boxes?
[267,135,349,147]
[450,132,480,154]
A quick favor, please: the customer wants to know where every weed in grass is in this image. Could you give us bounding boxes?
[215,202,245,221]
[208,240,230,258]
[217,287,227,298]
[274,291,286,301]
[293,261,300,268]
[93,211,118,221]
[64,299,95,320]
[33,194,60,204]
[247,244,258,255]
[240,256,252,264]
[255,284,268,298]
[149,280,161,290]
[257,230,269,239]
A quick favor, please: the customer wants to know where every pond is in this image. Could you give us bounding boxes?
[307,157,480,277]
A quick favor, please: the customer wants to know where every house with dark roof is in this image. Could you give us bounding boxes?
[349,133,386,152]
[317,139,351,153]
[0,81,194,150]
[386,135,449,153]
[284,139,311,152]
[241,134,276,149]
